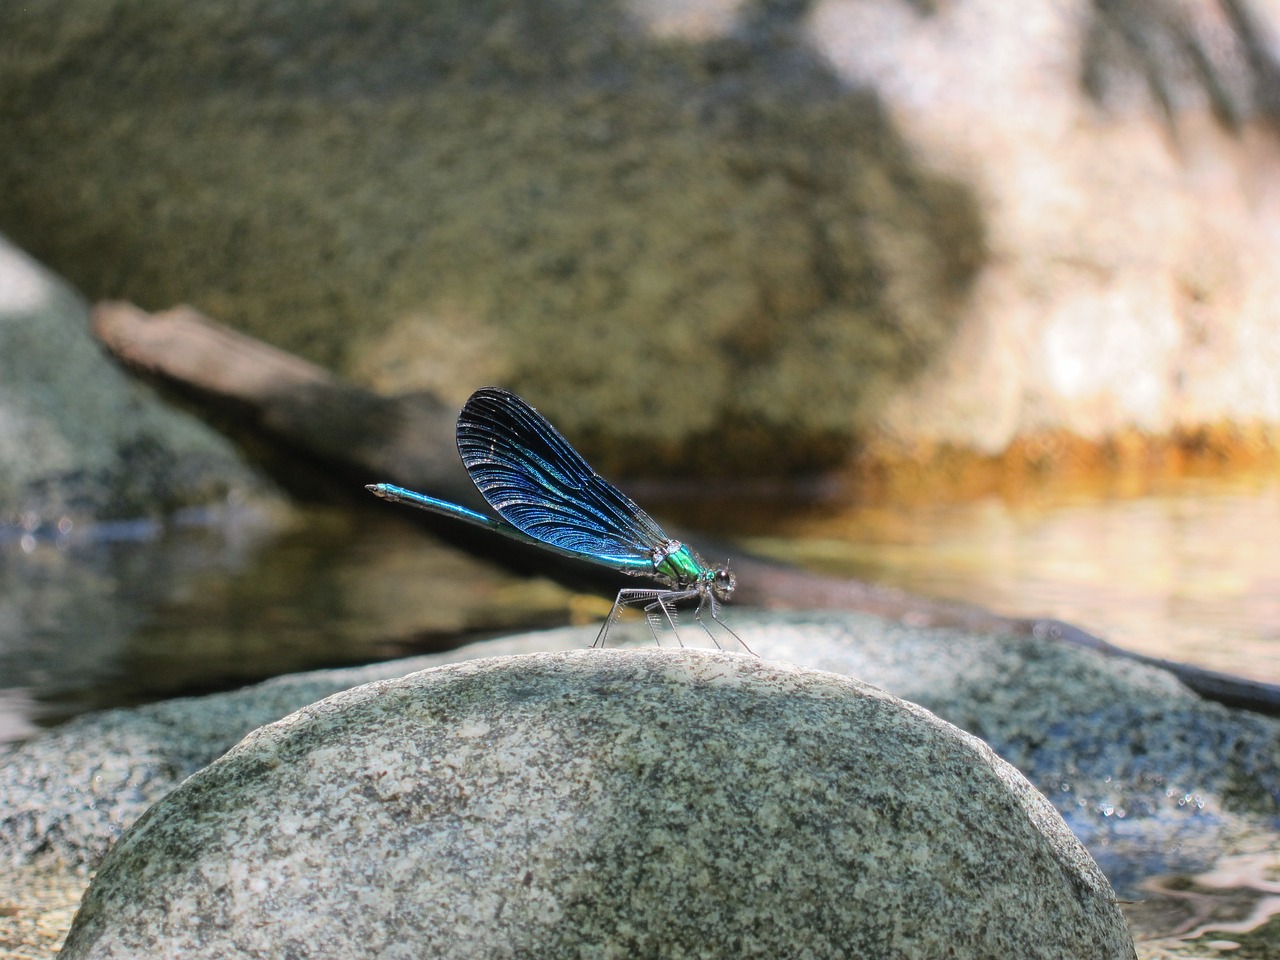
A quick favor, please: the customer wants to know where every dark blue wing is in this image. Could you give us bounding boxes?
[456,388,672,569]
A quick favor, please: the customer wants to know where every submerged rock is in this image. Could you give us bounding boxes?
[58,649,1134,959]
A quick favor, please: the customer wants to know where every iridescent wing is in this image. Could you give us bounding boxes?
[456,387,673,570]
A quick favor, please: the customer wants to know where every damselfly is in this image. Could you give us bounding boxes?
[367,387,747,651]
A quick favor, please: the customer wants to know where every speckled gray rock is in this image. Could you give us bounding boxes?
[6,613,1275,893]
[59,649,1134,959]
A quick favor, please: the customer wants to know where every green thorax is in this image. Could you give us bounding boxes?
[654,541,708,585]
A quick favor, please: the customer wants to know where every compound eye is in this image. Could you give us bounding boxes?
[713,566,736,595]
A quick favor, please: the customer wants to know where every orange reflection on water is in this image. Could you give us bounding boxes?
[744,471,1280,683]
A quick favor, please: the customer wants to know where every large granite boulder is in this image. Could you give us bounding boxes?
[4,0,1276,472]
[5,614,1273,889]
[58,649,1134,959]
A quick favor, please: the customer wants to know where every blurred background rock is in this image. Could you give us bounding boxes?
[4,0,1276,483]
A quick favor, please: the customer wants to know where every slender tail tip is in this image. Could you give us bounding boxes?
[366,483,388,498]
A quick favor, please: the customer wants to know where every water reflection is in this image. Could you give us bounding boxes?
[3,469,1276,742]
[0,505,573,742]
[744,472,1280,683]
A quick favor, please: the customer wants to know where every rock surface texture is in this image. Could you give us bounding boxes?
[58,649,1135,959]
[4,1,1278,470]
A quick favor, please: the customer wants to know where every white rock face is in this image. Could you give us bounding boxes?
[807,0,1280,449]
[59,649,1134,959]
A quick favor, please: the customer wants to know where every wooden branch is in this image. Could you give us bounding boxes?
[91,302,477,505]
[92,302,336,397]
[91,301,1280,716]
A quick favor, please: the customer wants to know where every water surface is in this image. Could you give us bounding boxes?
[0,504,575,742]
[742,471,1280,683]
[2,469,1276,743]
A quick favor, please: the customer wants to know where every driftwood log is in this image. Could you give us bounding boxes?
[91,301,479,507]
[92,301,1280,716]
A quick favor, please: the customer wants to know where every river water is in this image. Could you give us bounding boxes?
[0,469,1276,742]
[742,469,1280,684]
[0,504,575,742]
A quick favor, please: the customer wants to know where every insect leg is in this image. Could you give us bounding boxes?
[643,594,684,646]
[693,593,755,657]
[595,588,673,648]
[690,593,723,651]
[713,609,753,656]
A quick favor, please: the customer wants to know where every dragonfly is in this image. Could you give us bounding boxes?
[366,387,748,652]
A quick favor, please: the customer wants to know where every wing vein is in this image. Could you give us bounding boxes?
[456,388,673,562]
